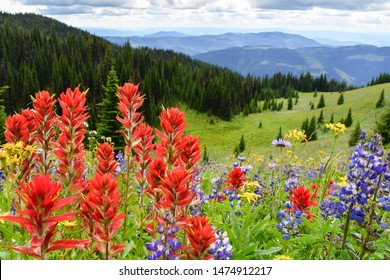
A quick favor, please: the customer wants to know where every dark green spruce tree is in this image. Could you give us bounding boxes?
[239,134,246,153]
[317,94,325,109]
[377,107,390,145]
[96,67,124,150]
[349,121,362,147]
[345,108,353,127]
[337,92,344,105]
[376,89,385,108]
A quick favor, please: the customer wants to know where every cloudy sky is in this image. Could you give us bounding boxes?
[2,0,390,44]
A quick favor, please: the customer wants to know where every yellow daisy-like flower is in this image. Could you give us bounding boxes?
[326,122,346,136]
[239,192,260,203]
[243,181,260,192]
[24,145,38,154]
[60,220,77,234]
[338,175,348,187]
[273,255,293,260]
[284,129,307,142]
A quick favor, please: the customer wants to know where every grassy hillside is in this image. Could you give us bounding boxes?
[185,83,390,161]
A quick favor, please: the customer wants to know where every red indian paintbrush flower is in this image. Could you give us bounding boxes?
[224,167,248,192]
[116,82,144,155]
[80,173,125,259]
[160,168,194,211]
[32,90,57,174]
[20,109,39,179]
[178,135,201,176]
[95,142,118,175]
[155,107,187,166]
[290,185,317,219]
[133,123,155,185]
[54,87,89,194]
[185,215,216,260]
[4,113,29,143]
[0,174,90,259]
[145,157,167,207]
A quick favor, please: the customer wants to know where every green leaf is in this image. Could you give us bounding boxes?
[255,246,282,256]
[122,240,134,259]
[0,224,14,240]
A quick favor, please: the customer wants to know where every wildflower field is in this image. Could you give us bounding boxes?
[0,83,389,260]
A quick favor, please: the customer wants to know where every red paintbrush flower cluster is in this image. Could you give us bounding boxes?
[224,167,248,192]
[32,90,57,174]
[0,175,90,259]
[133,123,155,187]
[4,113,29,143]
[116,83,144,155]
[160,168,194,211]
[95,142,118,175]
[54,87,89,194]
[80,174,125,259]
[185,215,216,260]
[290,185,318,220]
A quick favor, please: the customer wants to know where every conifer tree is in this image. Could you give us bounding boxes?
[377,108,390,145]
[337,92,344,105]
[345,108,353,127]
[317,94,325,109]
[287,96,293,110]
[276,127,283,139]
[349,121,362,147]
[239,134,246,153]
[376,89,385,108]
[96,67,124,150]
[309,116,318,141]
[329,113,334,124]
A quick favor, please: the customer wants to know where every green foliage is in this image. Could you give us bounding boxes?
[317,94,325,109]
[239,134,246,153]
[276,126,282,139]
[377,106,390,145]
[0,86,8,143]
[318,109,324,124]
[349,121,362,147]
[344,108,353,127]
[337,92,344,105]
[287,96,293,110]
[376,89,385,108]
[96,67,124,150]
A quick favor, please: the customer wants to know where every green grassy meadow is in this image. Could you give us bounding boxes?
[185,83,390,161]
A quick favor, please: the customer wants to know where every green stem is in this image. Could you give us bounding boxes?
[122,154,132,242]
[359,174,382,260]
[342,202,354,249]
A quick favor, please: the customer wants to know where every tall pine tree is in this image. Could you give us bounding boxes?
[96,67,124,150]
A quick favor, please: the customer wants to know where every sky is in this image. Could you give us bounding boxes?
[1,0,390,45]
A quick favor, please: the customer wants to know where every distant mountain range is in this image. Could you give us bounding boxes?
[106,32,390,86]
[194,45,390,86]
[105,32,322,55]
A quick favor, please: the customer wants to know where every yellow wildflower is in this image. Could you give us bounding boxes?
[24,145,38,154]
[338,175,348,187]
[273,255,293,260]
[326,122,346,136]
[60,220,77,234]
[284,129,307,142]
[243,181,260,192]
[239,192,260,203]
[0,211,10,224]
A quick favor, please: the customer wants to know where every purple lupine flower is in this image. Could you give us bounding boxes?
[208,230,233,260]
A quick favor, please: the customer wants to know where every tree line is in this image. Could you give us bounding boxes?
[0,12,371,130]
